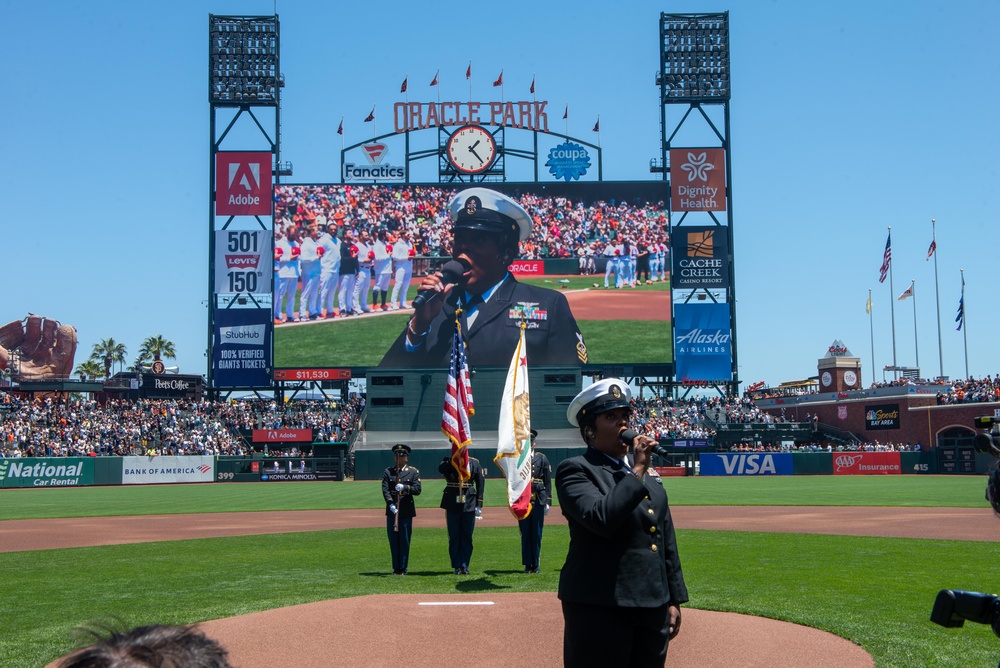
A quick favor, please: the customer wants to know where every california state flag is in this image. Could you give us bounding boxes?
[494,326,533,520]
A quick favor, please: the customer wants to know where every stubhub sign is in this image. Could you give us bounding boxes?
[699,453,793,476]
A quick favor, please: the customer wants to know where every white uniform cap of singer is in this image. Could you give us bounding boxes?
[566,378,632,427]
[447,187,532,242]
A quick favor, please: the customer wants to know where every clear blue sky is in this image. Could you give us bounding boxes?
[2,0,997,389]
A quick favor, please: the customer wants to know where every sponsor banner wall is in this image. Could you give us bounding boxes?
[214,230,271,295]
[699,452,793,476]
[669,148,727,212]
[0,458,95,488]
[122,456,216,485]
[865,403,901,430]
[674,303,732,382]
[832,452,901,475]
[214,307,273,388]
[259,471,342,482]
[671,226,730,290]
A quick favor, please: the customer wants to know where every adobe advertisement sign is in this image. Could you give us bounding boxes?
[213,307,272,388]
[865,404,900,430]
[670,148,726,212]
[252,428,313,443]
[216,151,273,216]
[671,226,729,289]
[674,303,732,383]
[214,230,271,294]
[833,452,901,475]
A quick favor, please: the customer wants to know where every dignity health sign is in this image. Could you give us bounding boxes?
[670,148,727,212]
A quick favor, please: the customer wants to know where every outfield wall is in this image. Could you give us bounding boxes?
[0,447,990,488]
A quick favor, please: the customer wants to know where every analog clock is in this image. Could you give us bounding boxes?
[446,125,496,174]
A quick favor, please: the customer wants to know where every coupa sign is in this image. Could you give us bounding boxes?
[699,453,793,476]
[0,458,94,488]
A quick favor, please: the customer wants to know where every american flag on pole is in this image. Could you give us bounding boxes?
[494,325,533,520]
[442,326,474,481]
[878,232,891,283]
[926,240,936,260]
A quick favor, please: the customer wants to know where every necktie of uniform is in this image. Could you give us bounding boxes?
[464,294,484,328]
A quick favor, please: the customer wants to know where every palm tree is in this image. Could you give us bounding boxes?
[138,335,177,364]
[90,338,128,377]
[74,359,106,381]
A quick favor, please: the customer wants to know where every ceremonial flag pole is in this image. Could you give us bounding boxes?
[879,227,898,376]
[929,218,943,379]
[495,323,533,520]
[442,314,474,481]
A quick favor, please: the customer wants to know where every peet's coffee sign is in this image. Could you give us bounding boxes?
[865,403,900,430]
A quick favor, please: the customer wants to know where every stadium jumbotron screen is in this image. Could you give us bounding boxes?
[272,182,672,373]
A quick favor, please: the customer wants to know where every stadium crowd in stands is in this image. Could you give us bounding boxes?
[273,184,670,263]
[0,395,362,458]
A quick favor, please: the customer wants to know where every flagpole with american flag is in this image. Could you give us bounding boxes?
[879,227,898,376]
[929,218,943,379]
[494,322,533,520]
[442,312,474,482]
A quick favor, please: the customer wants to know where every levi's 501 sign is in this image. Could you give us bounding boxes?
[216,151,272,216]
[215,230,270,294]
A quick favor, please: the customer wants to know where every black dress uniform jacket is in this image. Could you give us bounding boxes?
[379,276,587,367]
[438,457,485,513]
[382,464,421,518]
[556,447,688,608]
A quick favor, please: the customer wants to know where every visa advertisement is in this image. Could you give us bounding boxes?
[699,453,793,476]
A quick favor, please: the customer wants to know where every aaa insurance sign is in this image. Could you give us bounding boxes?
[216,151,272,215]
[670,148,726,212]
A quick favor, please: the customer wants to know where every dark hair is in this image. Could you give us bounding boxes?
[57,624,231,668]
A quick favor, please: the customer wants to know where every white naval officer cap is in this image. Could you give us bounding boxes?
[566,378,632,427]
[447,187,532,242]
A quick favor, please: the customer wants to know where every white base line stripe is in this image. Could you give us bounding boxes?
[418,601,495,606]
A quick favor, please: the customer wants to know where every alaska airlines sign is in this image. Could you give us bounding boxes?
[394,101,550,133]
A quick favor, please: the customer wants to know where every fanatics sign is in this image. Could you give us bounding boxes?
[216,152,273,216]
[670,148,727,212]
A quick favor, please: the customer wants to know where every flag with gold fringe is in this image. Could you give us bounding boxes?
[494,325,533,520]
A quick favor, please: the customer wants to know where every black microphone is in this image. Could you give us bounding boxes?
[411,259,471,310]
[620,429,670,457]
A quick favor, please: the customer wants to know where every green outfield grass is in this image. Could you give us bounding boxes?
[2,477,994,666]
[0,476,989,521]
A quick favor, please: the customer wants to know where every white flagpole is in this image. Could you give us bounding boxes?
[887,226,898,377]
[909,279,919,372]
[868,288,875,386]
[931,218,943,379]
[960,269,968,378]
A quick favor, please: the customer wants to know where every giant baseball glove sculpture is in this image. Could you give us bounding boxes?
[0,314,78,379]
